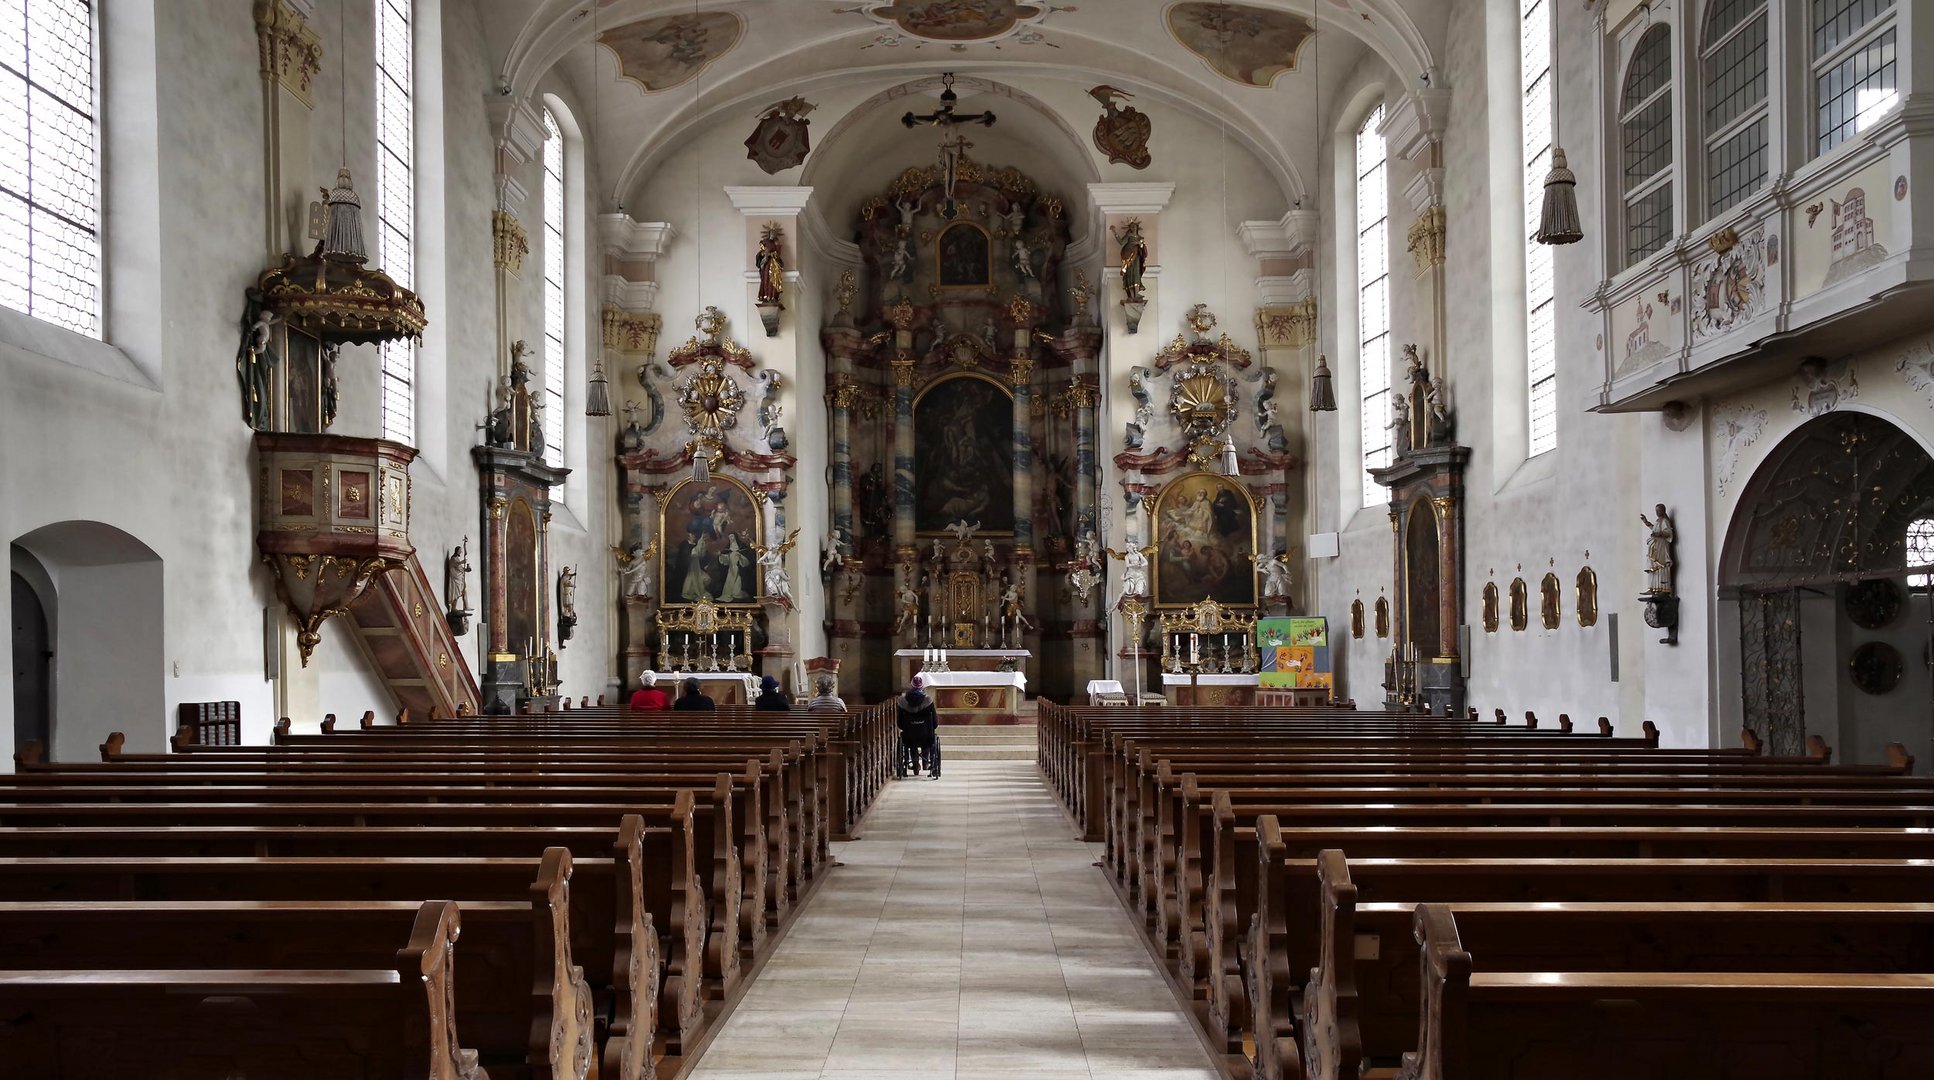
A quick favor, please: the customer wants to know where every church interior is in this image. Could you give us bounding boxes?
[4,0,1934,1076]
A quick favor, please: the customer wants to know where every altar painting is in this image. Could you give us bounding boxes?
[659,476,763,606]
[913,374,1015,534]
[506,499,539,652]
[1153,472,1256,607]
[937,222,991,286]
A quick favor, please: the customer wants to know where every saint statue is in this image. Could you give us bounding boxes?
[755,224,785,307]
[444,538,472,613]
[1641,504,1676,595]
[235,294,279,431]
[557,566,578,620]
[320,342,341,429]
[1113,218,1148,304]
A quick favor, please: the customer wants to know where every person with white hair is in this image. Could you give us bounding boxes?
[628,670,668,711]
[806,675,847,713]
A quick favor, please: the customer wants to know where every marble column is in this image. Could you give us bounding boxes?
[484,98,548,378]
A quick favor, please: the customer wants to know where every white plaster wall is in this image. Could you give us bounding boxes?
[0,0,616,769]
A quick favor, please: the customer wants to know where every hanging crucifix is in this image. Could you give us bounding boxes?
[902,73,996,220]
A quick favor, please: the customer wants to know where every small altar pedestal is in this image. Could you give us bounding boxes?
[647,671,757,707]
[894,648,1030,688]
[919,670,1026,724]
[1257,687,1332,707]
[1160,672,1260,707]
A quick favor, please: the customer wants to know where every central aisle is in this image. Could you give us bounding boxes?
[690,759,1222,1080]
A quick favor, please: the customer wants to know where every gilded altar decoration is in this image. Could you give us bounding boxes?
[252,165,425,358]
[1088,85,1152,169]
[254,0,323,106]
[655,598,756,672]
[598,12,742,93]
[914,374,1015,535]
[1407,205,1447,273]
[1151,471,1256,608]
[745,97,815,174]
[1167,1,1314,88]
[660,476,763,606]
[492,209,529,273]
[1158,599,1258,674]
[1157,305,1251,464]
[677,353,747,439]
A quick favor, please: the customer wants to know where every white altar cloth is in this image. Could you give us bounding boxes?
[919,670,1027,692]
[1160,673,1260,687]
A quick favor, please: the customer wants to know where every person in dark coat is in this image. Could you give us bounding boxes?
[672,677,715,711]
[754,675,791,711]
[895,674,940,778]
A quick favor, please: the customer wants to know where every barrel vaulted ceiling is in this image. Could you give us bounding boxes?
[475,0,1448,211]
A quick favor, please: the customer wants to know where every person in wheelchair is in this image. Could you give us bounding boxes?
[894,674,941,779]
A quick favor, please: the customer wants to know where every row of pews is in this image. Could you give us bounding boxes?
[1038,702,1934,1080]
[1,704,894,1079]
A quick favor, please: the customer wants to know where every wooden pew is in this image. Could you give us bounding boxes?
[0,899,484,1079]
[1400,903,1934,1080]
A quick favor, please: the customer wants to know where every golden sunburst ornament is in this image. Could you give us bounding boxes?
[678,356,744,436]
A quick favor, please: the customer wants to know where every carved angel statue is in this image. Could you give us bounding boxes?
[887,232,913,282]
[1012,234,1037,279]
[1258,552,1294,599]
[894,581,922,632]
[945,519,981,546]
[756,528,801,607]
[981,538,999,578]
[612,540,657,599]
[444,537,472,613]
[822,528,850,574]
[1073,529,1101,568]
[1105,544,1157,597]
[557,566,578,620]
[930,537,948,563]
[1000,580,1036,629]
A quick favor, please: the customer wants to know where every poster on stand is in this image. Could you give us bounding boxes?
[1258,616,1332,689]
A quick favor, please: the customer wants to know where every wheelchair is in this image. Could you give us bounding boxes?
[893,726,942,779]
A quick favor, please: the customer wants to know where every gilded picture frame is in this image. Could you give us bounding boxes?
[658,475,764,608]
[1374,596,1389,638]
[1350,598,1364,639]
[1540,572,1562,630]
[1151,470,1258,608]
[935,221,993,288]
[1509,577,1529,632]
[1482,580,1500,633]
[1576,566,1599,627]
[912,372,1016,536]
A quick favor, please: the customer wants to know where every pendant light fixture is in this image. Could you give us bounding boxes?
[689,0,710,485]
[1307,0,1337,412]
[584,1,614,415]
[1533,19,1583,245]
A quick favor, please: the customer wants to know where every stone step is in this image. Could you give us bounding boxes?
[942,746,1037,760]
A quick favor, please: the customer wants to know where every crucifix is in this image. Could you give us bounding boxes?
[903,73,996,220]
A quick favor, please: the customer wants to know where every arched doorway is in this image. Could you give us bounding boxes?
[9,523,164,761]
[10,568,51,755]
[1719,412,1934,767]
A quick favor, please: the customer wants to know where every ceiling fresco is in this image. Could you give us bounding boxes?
[597,11,744,92]
[1166,1,1315,88]
[835,0,1075,49]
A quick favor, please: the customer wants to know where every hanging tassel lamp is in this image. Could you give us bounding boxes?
[1534,36,1583,245]
[1309,352,1338,412]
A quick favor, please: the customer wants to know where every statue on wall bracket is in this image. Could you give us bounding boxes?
[755,222,785,337]
[1089,85,1152,169]
[1640,503,1679,645]
[1114,218,1149,331]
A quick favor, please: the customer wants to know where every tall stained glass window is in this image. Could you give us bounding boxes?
[1357,104,1390,507]
[542,108,565,468]
[376,0,415,444]
[1523,0,1557,456]
[0,0,101,337]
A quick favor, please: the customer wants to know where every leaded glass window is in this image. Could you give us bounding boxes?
[376,0,414,445]
[1813,0,1897,154]
[0,0,100,337]
[1523,0,1557,456]
[1357,104,1390,508]
[542,108,565,468]
[1619,25,1674,265]
[1907,518,1933,590]
[1702,0,1767,217]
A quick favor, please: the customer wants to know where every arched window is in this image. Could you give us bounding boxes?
[1356,103,1390,508]
[0,2,101,337]
[1619,25,1674,266]
[1522,0,1557,457]
[1907,517,1934,590]
[1812,0,1897,154]
[541,108,566,469]
[1702,0,1768,217]
[376,0,416,445]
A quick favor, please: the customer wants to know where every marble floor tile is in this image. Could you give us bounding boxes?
[688,759,1218,1079]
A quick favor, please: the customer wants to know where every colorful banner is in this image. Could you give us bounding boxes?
[1257,616,1333,689]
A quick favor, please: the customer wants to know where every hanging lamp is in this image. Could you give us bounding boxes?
[1533,21,1583,245]
[584,1,614,415]
[1307,0,1336,411]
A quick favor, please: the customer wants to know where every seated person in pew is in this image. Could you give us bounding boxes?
[806,675,847,714]
[673,677,715,711]
[629,670,669,711]
[754,675,791,712]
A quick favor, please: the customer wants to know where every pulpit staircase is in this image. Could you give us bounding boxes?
[344,554,480,719]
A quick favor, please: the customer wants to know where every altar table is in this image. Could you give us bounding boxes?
[1160,672,1261,707]
[644,672,757,706]
[914,670,1027,725]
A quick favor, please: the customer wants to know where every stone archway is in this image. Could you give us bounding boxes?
[1718,412,1934,765]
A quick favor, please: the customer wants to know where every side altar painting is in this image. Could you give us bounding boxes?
[660,476,763,606]
[1153,471,1256,608]
[914,374,1016,534]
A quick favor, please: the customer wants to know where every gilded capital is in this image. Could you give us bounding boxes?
[830,382,866,410]
[1007,355,1035,388]
[255,0,323,108]
[602,307,662,356]
[1256,301,1317,349]
[492,210,530,273]
[889,355,917,388]
[1407,205,1447,274]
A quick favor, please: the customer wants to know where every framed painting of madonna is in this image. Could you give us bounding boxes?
[1152,471,1256,608]
[659,476,763,607]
